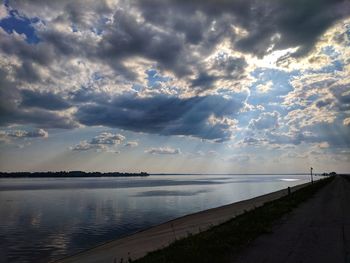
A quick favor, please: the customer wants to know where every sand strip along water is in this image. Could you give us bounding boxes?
[55,181,312,263]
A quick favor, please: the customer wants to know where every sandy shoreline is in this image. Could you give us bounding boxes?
[55,182,310,263]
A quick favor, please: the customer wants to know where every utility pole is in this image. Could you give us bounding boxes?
[310,167,313,184]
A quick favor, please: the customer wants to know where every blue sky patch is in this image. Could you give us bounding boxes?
[146,69,171,88]
[0,3,40,44]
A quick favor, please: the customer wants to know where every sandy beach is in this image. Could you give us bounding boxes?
[56,182,310,263]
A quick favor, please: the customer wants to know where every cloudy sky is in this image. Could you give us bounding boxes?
[0,0,349,174]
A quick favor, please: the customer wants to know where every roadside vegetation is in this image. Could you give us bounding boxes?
[134,177,334,263]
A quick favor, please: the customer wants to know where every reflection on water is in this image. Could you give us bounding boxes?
[133,189,211,197]
[279,178,300,181]
[0,174,314,263]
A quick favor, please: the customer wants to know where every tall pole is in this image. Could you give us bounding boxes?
[310,167,313,184]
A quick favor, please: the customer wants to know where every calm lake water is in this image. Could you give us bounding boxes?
[0,174,315,263]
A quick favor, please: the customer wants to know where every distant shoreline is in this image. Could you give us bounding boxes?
[0,171,149,178]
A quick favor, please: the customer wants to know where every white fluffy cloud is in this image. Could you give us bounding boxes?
[0,4,8,19]
[90,132,125,145]
[71,132,125,152]
[0,129,48,143]
[70,140,106,152]
[256,81,273,93]
[249,111,280,130]
[124,141,138,148]
[145,147,181,155]
[344,117,350,126]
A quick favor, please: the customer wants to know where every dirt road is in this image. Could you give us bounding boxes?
[234,175,350,263]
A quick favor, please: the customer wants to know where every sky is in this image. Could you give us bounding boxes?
[0,0,349,174]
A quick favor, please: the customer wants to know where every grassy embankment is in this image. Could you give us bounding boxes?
[134,176,334,263]
[342,174,350,182]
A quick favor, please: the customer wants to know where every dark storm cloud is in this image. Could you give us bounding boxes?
[20,89,71,110]
[0,29,55,66]
[137,0,235,52]
[68,87,110,104]
[39,30,79,57]
[15,61,42,82]
[213,55,247,77]
[98,8,191,78]
[137,0,350,57]
[75,93,243,141]
[0,69,77,129]
[232,0,349,57]
[192,56,247,92]
[0,31,73,120]
[0,105,78,129]
[191,73,217,89]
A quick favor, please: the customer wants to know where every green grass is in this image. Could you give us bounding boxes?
[134,177,334,263]
[342,174,350,182]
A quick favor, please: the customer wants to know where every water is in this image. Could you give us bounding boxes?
[0,174,315,263]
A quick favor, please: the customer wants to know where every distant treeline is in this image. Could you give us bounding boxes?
[0,171,149,178]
